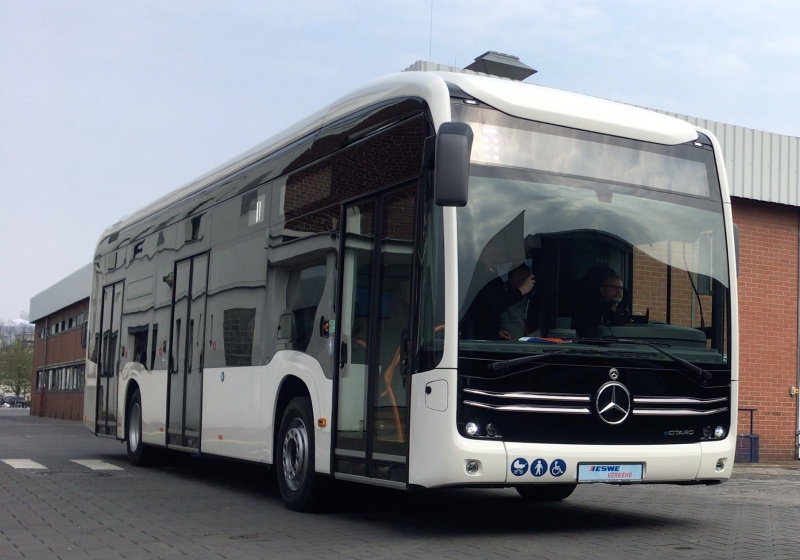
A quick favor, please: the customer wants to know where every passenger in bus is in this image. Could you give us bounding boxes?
[498,264,539,340]
[571,269,630,337]
[462,262,536,340]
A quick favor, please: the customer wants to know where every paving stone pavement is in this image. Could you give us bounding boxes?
[1,408,799,560]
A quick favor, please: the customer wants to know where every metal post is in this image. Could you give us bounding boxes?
[796,219,800,459]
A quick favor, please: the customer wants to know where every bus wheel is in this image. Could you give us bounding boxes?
[276,396,322,511]
[516,484,577,502]
[126,389,153,466]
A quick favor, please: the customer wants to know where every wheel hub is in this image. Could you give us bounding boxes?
[282,419,308,491]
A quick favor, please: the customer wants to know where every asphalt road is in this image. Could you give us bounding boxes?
[1,407,799,560]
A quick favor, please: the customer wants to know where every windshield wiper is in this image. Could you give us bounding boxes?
[487,348,577,372]
[573,337,712,384]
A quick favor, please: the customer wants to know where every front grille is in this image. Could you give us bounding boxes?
[463,388,590,414]
[463,389,728,417]
[633,395,729,416]
[457,356,732,444]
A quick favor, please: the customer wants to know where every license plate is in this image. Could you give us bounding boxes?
[578,463,643,482]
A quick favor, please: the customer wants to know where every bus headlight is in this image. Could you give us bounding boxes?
[702,425,728,440]
[464,421,502,439]
[486,423,501,438]
[465,422,480,437]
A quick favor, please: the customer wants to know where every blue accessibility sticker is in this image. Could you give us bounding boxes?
[530,458,548,477]
[510,457,529,476]
[550,459,566,477]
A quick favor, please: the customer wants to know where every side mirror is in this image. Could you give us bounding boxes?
[431,122,474,207]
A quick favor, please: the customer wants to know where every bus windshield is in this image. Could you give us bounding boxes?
[454,107,730,361]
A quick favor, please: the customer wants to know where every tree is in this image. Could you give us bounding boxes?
[0,338,33,397]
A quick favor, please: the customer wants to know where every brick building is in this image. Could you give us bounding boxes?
[661,113,800,461]
[731,199,798,460]
[28,264,91,421]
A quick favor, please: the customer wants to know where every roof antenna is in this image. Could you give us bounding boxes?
[428,0,433,60]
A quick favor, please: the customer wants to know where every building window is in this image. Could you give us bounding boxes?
[38,364,85,391]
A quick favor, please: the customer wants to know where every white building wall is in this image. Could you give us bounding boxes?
[29,263,92,322]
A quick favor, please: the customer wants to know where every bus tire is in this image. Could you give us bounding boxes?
[515,484,577,502]
[276,396,322,511]
[126,389,154,467]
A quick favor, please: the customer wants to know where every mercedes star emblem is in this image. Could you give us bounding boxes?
[595,381,632,425]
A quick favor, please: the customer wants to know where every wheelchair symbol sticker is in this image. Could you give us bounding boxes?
[550,459,566,477]
[510,458,529,476]
[531,458,548,477]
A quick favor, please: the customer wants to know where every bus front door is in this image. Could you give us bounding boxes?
[335,185,416,484]
[166,253,208,450]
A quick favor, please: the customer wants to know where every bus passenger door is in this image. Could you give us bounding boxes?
[166,253,208,450]
[335,185,416,484]
[95,281,124,436]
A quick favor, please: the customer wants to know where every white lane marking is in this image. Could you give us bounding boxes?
[2,459,47,469]
[71,460,124,471]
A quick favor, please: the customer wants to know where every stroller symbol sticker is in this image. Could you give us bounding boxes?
[511,458,529,476]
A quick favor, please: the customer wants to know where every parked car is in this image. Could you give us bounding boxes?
[3,396,28,408]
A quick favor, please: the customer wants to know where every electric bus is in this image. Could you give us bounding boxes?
[85,67,738,510]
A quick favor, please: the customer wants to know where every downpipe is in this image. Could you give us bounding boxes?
[796,218,800,459]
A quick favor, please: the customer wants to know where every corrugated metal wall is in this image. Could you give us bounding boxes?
[657,111,800,207]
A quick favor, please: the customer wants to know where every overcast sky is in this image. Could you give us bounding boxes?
[1,1,799,323]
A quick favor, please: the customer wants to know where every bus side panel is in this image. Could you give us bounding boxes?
[122,366,168,447]
[83,358,98,432]
[200,365,268,460]
[83,263,102,433]
[200,354,332,472]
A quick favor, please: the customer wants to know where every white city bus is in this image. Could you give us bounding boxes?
[85,65,738,510]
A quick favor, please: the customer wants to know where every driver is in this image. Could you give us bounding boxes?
[572,272,629,337]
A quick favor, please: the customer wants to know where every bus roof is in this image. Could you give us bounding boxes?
[435,71,698,145]
[99,70,699,244]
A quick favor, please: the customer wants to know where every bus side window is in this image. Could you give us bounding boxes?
[285,264,326,353]
[128,325,149,370]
